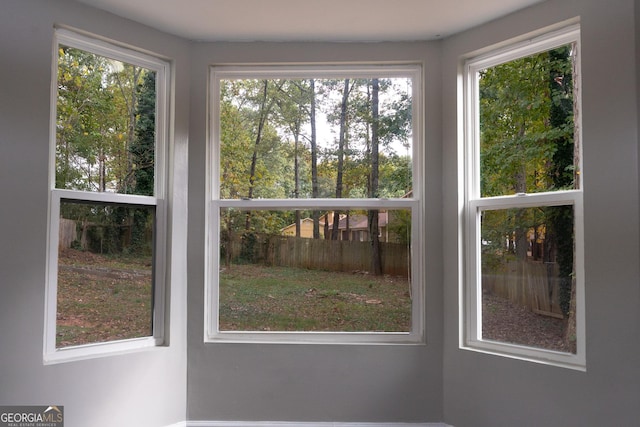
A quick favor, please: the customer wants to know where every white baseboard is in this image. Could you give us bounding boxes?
[184,422,451,427]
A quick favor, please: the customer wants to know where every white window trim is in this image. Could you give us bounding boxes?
[44,29,171,363]
[205,64,425,344]
[461,24,586,370]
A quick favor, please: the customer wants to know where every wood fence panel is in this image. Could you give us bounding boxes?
[59,218,77,249]
[224,233,409,277]
[483,261,563,317]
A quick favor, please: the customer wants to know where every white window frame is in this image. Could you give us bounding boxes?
[462,24,586,369]
[205,64,425,344]
[44,29,171,363]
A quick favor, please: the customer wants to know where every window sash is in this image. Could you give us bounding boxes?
[206,65,425,343]
[44,29,170,363]
[462,24,585,369]
[465,191,586,370]
[52,28,170,199]
[206,200,423,343]
[465,24,582,200]
[209,65,423,203]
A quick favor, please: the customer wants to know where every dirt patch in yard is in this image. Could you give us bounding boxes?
[482,293,573,353]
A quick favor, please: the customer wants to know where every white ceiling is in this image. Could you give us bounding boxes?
[75,0,545,42]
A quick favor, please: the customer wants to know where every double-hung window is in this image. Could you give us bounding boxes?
[463,24,585,368]
[206,65,424,343]
[44,29,170,362]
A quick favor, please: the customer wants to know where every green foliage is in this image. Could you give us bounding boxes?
[128,72,156,254]
[387,209,412,245]
[479,45,576,197]
[379,154,412,197]
[57,46,156,256]
[219,76,414,238]
[56,46,115,191]
[479,43,577,317]
[545,45,576,316]
[239,231,259,263]
[131,71,156,196]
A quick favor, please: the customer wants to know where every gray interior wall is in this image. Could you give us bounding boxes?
[638,0,640,220]
[441,0,640,426]
[186,41,444,422]
[0,1,189,426]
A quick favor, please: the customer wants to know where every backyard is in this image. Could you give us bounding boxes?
[57,248,571,350]
[56,248,153,347]
[482,292,572,353]
[219,263,411,332]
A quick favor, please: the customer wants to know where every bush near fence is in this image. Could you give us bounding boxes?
[223,232,410,277]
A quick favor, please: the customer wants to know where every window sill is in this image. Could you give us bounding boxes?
[43,336,163,365]
[461,339,585,371]
[205,331,425,346]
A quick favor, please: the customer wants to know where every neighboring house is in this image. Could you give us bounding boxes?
[280,217,323,238]
[281,211,391,242]
[336,212,389,242]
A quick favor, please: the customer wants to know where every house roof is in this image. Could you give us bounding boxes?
[337,212,388,230]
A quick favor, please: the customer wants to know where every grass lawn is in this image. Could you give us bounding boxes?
[56,248,153,347]
[219,264,411,332]
[56,249,412,347]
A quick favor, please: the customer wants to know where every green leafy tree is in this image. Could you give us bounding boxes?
[331,78,350,239]
[479,44,576,322]
[131,71,156,196]
[57,46,156,254]
[56,46,115,191]
[219,79,299,239]
[126,71,157,254]
[544,45,576,317]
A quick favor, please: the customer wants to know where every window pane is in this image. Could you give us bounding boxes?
[480,205,576,353]
[479,44,577,197]
[219,78,413,199]
[56,46,156,195]
[57,200,155,347]
[219,208,412,332]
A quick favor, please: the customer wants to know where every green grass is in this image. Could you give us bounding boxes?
[220,264,411,332]
[56,250,412,347]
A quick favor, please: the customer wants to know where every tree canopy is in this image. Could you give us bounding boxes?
[218,76,414,238]
[56,46,155,195]
[478,43,577,318]
[56,46,157,255]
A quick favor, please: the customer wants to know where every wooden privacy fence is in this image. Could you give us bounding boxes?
[58,218,151,253]
[483,261,564,318]
[59,218,77,249]
[224,233,410,277]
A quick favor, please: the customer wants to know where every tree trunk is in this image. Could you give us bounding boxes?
[99,148,106,192]
[369,79,382,275]
[246,80,271,230]
[114,66,142,194]
[309,79,321,239]
[293,124,301,237]
[331,78,349,240]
